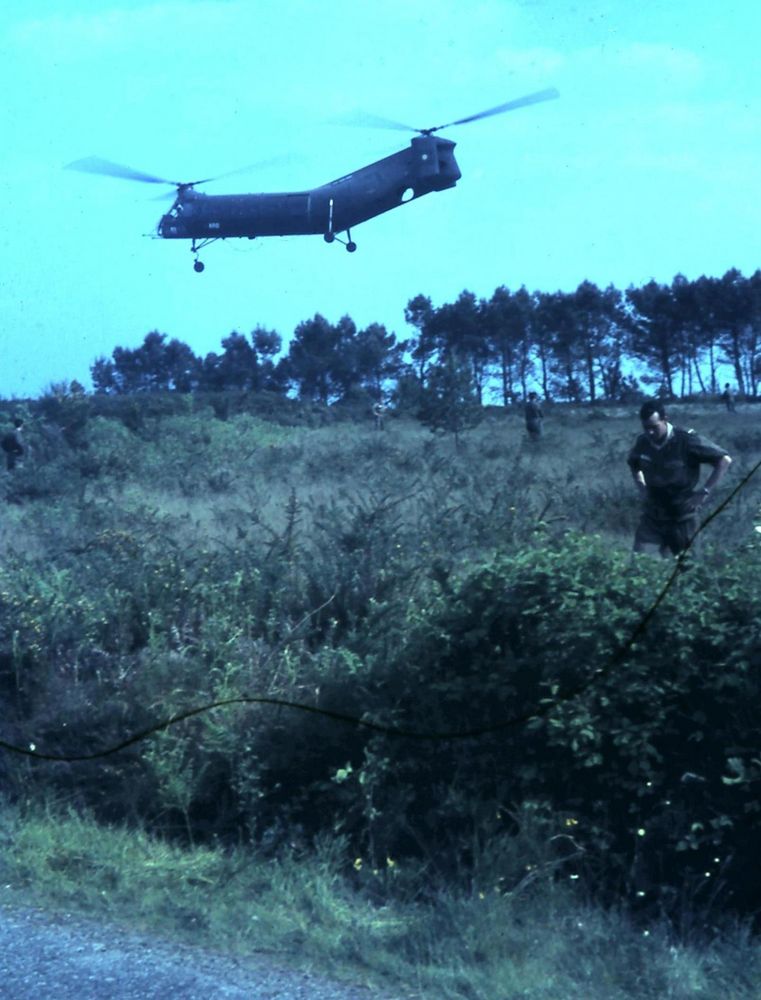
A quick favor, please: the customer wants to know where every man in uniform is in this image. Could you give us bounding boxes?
[524,391,543,440]
[627,400,732,557]
[1,418,24,471]
[372,401,388,431]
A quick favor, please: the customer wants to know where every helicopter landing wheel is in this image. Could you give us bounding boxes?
[346,241,357,253]
[193,259,205,273]
[323,232,335,244]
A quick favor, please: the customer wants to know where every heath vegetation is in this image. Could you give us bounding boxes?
[1,392,760,998]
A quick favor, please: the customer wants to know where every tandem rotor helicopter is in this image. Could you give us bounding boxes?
[66,88,558,272]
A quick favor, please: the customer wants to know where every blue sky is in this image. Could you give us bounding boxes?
[2,1,759,398]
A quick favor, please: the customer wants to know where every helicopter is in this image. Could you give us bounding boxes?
[66,88,558,272]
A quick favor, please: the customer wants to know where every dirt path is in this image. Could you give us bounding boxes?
[0,902,397,999]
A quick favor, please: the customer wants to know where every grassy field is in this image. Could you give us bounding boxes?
[4,399,758,556]
[1,397,761,998]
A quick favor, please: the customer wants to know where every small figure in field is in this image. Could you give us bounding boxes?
[372,401,388,431]
[524,392,543,440]
[721,383,736,412]
[1,418,24,471]
[627,400,732,558]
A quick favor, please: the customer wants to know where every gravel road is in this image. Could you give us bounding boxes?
[0,902,400,999]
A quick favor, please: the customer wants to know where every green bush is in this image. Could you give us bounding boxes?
[324,534,761,916]
[222,530,761,920]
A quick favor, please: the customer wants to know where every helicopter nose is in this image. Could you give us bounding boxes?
[158,214,182,238]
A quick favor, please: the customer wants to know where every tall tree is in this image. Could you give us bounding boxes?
[625,281,686,398]
[538,290,586,402]
[353,323,404,400]
[686,275,720,395]
[428,291,491,403]
[91,356,118,394]
[163,337,201,392]
[252,326,284,393]
[707,269,757,397]
[531,291,562,400]
[99,331,201,393]
[484,285,533,405]
[570,281,629,402]
[216,331,259,390]
[283,313,357,404]
[404,294,436,382]
[668,274,725,397]
[747,270,761,398]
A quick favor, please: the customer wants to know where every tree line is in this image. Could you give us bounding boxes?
[90,268,761,404]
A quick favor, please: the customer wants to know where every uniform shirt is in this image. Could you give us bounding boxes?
[525,400,543,425]
[627,424,727,519]
[1,429,23,457]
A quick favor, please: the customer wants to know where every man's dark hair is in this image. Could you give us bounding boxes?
[12,418,23,428]
[639,399,666,423]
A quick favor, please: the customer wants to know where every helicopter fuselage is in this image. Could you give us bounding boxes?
[157,135,460,241]
[67,86,558,269]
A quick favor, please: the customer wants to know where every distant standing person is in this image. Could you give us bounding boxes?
[1,418,24,471]
[721,383,736,412]
[627,400,732,557]
[524,392,543,440]
[372,402,388,431]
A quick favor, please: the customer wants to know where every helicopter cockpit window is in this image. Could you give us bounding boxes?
[170,200,196,218]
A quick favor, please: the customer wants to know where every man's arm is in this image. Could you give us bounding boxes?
[632,469,647,496]
[627,446,647,496]
[702,454,732,496]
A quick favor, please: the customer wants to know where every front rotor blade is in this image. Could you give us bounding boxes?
[429,87,560,133]
[64,156,175,186]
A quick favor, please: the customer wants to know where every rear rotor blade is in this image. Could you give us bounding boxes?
[424,87,560,134]
[64,156,176,186]
[331,110,418,133]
